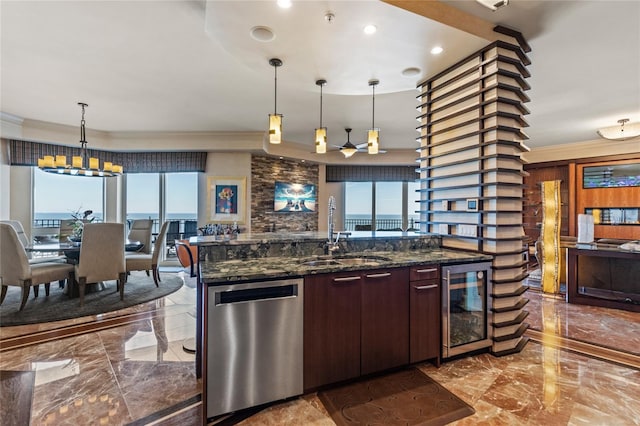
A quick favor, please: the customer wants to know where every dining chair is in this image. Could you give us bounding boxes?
[74,222,126,307]
[175,239,198,277]
[127,219,154,254]
[183,220,198,239]
[0,220,67,265]
[126,220,169,287]
[165,220,180,255]
[0,223,75,311]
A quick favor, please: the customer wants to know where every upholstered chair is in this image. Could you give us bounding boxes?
[0,223,75,311]
[175,239,198,277]
[74,223,126,307]
[0,220,67,265]
[126,220,169,287]
[127,219,154,254]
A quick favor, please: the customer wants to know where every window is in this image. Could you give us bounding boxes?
[407,181,420,231]
[345,182,373,230]
[344,181,418,231]
[33,168,104,227]
[166,172,198,238]
[127,172,198,256]
[375,182,403,230]
[126,173,160,233]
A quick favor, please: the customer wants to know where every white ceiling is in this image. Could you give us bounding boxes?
[1,0,639,154]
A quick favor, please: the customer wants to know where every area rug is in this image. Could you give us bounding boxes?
[0,273,183,326]
[318,368,475,426]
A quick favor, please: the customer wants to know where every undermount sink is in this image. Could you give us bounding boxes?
[333,256,391,265]
[299,259,341,267]
[299,255,392,267]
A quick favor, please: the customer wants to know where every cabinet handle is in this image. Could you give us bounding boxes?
[413,284,438,290]
[365,272,391,278]
[333,276,361,282]
[414,268,437,274]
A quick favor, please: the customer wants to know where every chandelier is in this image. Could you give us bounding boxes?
[37,103,123,177]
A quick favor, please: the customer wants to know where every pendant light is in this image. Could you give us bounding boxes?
[340,128,358,158]
[268,58,283,144]
[367,79,380,154]
[37,102,123,177]
[315,79,327,154]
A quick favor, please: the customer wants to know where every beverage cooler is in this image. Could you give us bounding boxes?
[442,262,492,358]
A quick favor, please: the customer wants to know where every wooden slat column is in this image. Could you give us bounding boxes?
[416,27,531,356]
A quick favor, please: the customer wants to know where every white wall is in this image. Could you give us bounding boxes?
[0,139,10,220]
[201,152,253,233]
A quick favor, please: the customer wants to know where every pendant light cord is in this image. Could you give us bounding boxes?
[274,65,278,115]
[79,103,87,143]
[319,83,323,127]
[79,102,88,163]
[369,79,378,129]
[371,84,375,128]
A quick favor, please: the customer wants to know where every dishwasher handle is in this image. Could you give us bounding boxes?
[216,284,298,305]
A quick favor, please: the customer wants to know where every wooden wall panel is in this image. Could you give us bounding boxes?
[417,31,531,357]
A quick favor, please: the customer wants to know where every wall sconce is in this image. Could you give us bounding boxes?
[315,79,327,154]
[268,58,283,144]
[597,118,640,141]
[367,79,380,154]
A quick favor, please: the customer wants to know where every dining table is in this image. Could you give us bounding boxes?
[26,239,143,257]
[25,239,143,297]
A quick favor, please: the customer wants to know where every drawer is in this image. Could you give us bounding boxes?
[410,279,439,291]
[410,265,439,281]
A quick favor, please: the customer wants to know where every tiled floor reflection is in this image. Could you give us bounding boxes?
[1,274,639,425]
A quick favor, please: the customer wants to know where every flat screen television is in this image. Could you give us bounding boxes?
[274,182,317,212]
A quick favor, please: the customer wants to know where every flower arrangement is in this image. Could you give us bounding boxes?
[69,207,95,239]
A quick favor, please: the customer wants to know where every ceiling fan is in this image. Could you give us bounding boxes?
[335,128,386,158]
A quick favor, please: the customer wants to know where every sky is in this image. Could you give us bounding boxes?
[34,169,417,218]
[34,170,197,215]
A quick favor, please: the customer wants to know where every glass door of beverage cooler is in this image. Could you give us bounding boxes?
[442,262,492,358]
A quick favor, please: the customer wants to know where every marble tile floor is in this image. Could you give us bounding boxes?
[1,274,639,425]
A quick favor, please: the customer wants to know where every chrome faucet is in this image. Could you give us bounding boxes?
[328,195,336,241]
[327,196,340,252]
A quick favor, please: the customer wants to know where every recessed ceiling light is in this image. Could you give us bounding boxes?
[431,46,443,55]
[250,26,275,42]
[402,67,421,77]
[277,0,292,9]
[363,24,377,35]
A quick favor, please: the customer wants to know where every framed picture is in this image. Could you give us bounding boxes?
[207,176,246,224]
[274,181,317,212]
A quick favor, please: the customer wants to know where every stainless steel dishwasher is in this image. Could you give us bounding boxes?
[206,277,303,418]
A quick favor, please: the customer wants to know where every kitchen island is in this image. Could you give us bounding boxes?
[191,231,492,422]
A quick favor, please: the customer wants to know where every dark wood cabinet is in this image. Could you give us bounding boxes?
[409,265,441,366]
[361,268,409,375]
[303,272,361,390]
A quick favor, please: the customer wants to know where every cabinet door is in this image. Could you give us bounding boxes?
[409,278,440,364]
[361,268,409,375]
[303,273,361,390]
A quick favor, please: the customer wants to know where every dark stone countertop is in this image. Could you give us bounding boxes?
[200,248,492,285]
